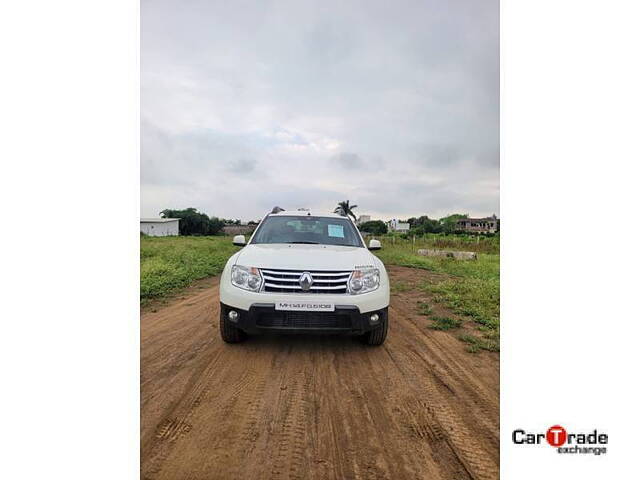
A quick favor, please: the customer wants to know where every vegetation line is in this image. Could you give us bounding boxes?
[374,240,499,351]
[140,236,236,304]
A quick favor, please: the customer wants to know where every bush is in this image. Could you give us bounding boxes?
[359,220,388,235]
[159,208,225,236]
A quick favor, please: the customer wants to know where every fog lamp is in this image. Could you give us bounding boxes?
[370,313,380,323]
[228,310,239,322]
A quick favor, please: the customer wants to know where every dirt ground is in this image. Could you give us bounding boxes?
[141,265,499,480]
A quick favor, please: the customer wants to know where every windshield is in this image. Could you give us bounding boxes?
[250,215,364,247]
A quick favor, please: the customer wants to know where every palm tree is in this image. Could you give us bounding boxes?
[334,200,358,222]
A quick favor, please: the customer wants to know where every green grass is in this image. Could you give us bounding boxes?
[429,316,462,330]
[374,240,499,348]
[458,332,500,353]
[378,233,499,254]
[425,266,499,330]
[417,300,432,316]
[140,235,237,304]
[391,280,410,293]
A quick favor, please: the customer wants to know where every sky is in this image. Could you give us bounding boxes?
[141,0,499,222]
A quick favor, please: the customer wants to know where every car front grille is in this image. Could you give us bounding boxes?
[260,269,351,294]
[256,311,352,329]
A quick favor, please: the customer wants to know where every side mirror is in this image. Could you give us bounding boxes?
[233,235,246,246]
[368,239,382,251]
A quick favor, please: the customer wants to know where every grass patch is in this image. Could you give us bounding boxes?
[378,233,499,254]
[458,333,500,353]
[417,301,432,316]
[141,235,237,304]
[425,274,499,330]
[429,316,462,330]
[391,281,410,293]
[375,247,499,329]
[374,240,499,350]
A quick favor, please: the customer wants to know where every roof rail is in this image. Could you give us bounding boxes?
[271,206,285,214]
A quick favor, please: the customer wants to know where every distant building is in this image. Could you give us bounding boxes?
[356,215,371,225]
[387,218,410,232]
[140,218,180,236]
[455,215,498,234]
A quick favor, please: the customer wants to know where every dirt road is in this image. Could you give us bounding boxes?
[141,266,499,480]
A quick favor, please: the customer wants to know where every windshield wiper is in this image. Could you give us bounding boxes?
[289,241,320,244]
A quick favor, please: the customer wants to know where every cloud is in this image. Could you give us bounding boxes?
[141,0,499,221]
[332,152,363,169]
[227,157,257,173]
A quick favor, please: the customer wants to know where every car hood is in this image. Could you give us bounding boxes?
[235,244,378,271]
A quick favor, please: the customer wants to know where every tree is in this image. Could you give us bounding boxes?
[159,208,225,235]
[405,213,470,234]
[208,216,225,234]
[438,213,468,234]
[410,215,442,234]
[359,220,388,235]
[334,200,358,222]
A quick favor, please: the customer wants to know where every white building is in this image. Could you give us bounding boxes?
[387,218,410,232]
[140,218,180,236]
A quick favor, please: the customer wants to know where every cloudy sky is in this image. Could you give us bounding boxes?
[141,0,499,222]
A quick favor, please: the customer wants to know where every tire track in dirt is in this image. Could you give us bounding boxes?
[369,344,473,480]
[385,306,499,480]
[268,370,310,480]
[141,266,499,480]
[143,356,257,478]
[387,280,500,458]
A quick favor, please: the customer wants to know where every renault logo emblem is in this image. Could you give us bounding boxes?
[299,272,313,291]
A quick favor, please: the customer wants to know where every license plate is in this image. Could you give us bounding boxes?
[275,301,335,312]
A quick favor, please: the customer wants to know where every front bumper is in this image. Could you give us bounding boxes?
[221,303,388,335]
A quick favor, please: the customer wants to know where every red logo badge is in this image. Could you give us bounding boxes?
[546,425,567,447]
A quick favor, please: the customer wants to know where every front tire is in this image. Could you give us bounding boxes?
[219,305,247,343]
[361,314,388,346]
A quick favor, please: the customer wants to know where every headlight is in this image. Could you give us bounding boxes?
[231,265,263,292]
[349,268,380,294]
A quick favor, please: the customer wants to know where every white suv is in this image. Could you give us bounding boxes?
[218,208,390,345]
